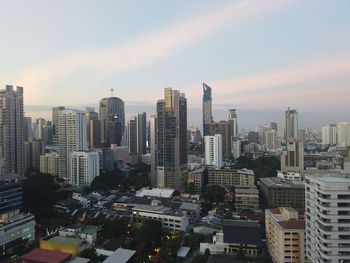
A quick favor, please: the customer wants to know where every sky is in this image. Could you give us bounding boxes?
[1,0,350,130]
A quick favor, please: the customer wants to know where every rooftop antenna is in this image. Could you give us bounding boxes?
[110,88,114,97]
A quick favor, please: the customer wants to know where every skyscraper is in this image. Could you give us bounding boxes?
[209,121,231,160]
[85,109,101,148]
[0,85,24,177]
[150,115,157,187]
[202,83,213,137]
[204,134,223,169]
[69,151,99,187]
[270,122,278,131]
[285,107,298,140]
[155,88,187,190]
[228,109,238,139]
[281,139,304,172]
[23,117,33,141]
[58,109,88,179]
[99,96,125,146]
[127,112,147,155]
[52,106,65,146]
[337,121,350,147]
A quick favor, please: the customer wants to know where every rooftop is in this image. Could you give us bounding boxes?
[135,187,175,198]
[102,248,136,263]
[222,220,262,245]
[260,177,305,188]
[277,220,305,229]
[20,248,72,263]
[48,236,84,247]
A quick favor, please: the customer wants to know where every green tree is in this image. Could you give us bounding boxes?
[201,185,225,203]
[78,248,99,262]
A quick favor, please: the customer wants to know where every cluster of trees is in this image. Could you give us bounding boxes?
[89,164,150,192]
[232,156,280,179]
[184,233,206,251]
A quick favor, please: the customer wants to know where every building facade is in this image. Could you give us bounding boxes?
[155,88,187,190]
[281,139,304,172]
[202,83,213,137]
[305,174,350,263]
[209,121,231,160]
[208,169,255,187]
[285,108,298,141]
[204,134,223,169]
[0,85,24,177]
[69,151,100,187]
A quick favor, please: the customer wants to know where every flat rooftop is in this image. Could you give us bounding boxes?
[48,236,84,246]
[135,188,175,198]
[260,177,305,188]
[20,248,72,263]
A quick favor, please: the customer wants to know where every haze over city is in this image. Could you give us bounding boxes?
[0,0,349,129]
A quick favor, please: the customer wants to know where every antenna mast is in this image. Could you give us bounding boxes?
[110,88,114,97]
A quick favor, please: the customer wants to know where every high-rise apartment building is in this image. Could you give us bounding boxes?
[281,139,304,172]
[40,153,59,177]
[128,113,146,155]
[285,108,298,141]
[228,109,238,139]
[0,85,24,177]
[99,96,125,146]
[209,121,231,160]
[270,122,278,131]
[266,207,306,263]
[337,121,350,147]
[305,174,350,263]
[52,106,65,146]
[23,117,33,141]
[260,125,272,145]
[150,115,157,187]
[204,134,223,169]
[69,151,99,187]
[202,83,213,137]
[322,124,337,145]
[58,109,88,179]
[155,88,187,190]
[266,130,280,151]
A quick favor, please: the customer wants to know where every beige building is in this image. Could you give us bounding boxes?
[208,168,255,187]
[40,153,59,176]
[265,207,306,263]
[234,185,259,211]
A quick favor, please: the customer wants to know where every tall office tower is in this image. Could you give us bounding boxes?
[232,138,241,159]
[69,151,99,187]
[209,121,231,160]
[99,96,125,146]
[23,117,33,141]
[204,134,223,169]
[24,139,45,172]
[322,124,337,145]
[58,109,88,179]
[248,131,260,144]
[150,115,157,187]
[337,121,350,147]
[52,106,65,146]
[259,125,272,145]
[202,83,213,137]
[285,107,298,141]
[0,85,24,177]
[228,109,238,139]
[281,139,304,172]
[86,109,101,148]
[128,113,147,155]
[305,174,350,263]
[270,122,278,131]
[266,130,280,151]
[156,88,187,190]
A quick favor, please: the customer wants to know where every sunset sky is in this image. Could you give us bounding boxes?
[1,0,349,130]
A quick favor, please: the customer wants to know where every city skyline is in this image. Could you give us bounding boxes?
[0,0,349,129]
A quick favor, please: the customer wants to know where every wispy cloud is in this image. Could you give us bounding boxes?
[185,57,350,109]
[16,0,291,104]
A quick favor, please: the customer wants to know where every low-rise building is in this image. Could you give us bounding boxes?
[277,171,303,181]
[234,185,259,211]
[265,207,306,263]
[200,220,263,257]
[208,168,255,187]
[260,177,305,208]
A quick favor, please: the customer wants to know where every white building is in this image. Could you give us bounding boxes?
[305,174,350,263]
[204,134,223,169]
[69,151,99,187]
[58,109,88,179]
[266,130,280,151]
[337,121,350,147]
[0,85,24,177]
[228,109,238,139]
[277,171,303,181]
[322,124,337,145]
